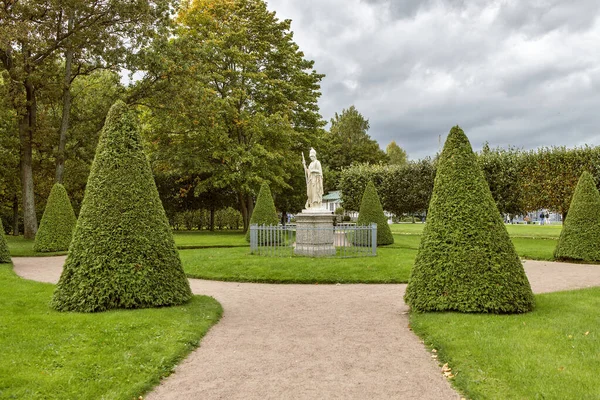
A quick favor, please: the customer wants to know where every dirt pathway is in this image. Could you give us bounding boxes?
[12,257,600,400]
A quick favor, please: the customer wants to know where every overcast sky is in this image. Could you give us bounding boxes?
[265,0,600,160]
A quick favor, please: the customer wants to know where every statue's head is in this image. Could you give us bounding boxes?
[309,148,317,159]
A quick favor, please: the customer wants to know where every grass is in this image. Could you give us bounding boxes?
[0,263,222,400]
[410,288,600,400]
[5,230,247,257]
[180,246,415,283]
[390,222,562,238]
[6,224,561,284]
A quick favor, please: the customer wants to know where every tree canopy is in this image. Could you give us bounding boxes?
[386,141,408,166]
[137,0,325,231]
[321,105,387,172]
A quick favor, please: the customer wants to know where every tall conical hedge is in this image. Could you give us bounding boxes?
[404,126,534,313]
[245,182,278,242]
[356,181,394,245]
[51,101,192,312]
[554,171,600,262]
[33,183,77,252]
[0,219,11,263]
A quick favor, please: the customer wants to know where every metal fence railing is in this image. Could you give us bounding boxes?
[249,223,377,258]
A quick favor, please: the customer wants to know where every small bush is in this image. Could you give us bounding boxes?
[245,183,279,242]
[356,181,394,245]
[33,183,77,252]
[0,219,10,263]
[404,126,534,314]
[51,101,192,312]
[554,171,600,261]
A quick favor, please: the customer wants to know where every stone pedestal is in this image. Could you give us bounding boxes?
[294,209,336,257]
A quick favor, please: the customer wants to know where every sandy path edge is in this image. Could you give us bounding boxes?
[11,257,600,400]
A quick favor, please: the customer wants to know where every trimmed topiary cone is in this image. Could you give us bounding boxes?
[554,171,600,262]
[51,101,192,312]
[33,183,77,252]
[245,182,279,242]
[356,181,394,245]
[404,126,534,313]
[0,219,11,263]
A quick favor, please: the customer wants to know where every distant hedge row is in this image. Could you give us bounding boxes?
[339,145,600,219]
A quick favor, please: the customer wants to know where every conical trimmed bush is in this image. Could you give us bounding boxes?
[554,171,600,262]
[245,182,279,242]
[0,219,11,263]
[404,126,534,313]
[356,181,394,245]
[33,183,77,252]
[51,101,192,312]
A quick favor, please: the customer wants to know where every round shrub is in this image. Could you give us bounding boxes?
[51,101,192,312]
[245,182,279,242]
[33,183,77,252]
[554,171,600,262]
[356,181,394,245]
[404,126,534,314]
[0,218,10,263]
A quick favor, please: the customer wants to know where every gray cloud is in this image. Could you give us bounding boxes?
[266,0,600,159]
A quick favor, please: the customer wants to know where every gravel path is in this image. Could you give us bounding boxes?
[12,257,600,400]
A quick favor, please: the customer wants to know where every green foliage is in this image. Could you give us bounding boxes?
[554,171,600,261]
[321,105,387,171]
[338,163,388,211]
[51,101,192,312]
[520,146,600,219]
[0,218,10,263]
[338,160,435,217]
[33,183,77,252]
[478,143,525,217]
[404,126,535,313]
[386,141,408,166]
[138,0,325,232]
[356,181,394,245]
[383,159,435,217]
[245,182,279,242]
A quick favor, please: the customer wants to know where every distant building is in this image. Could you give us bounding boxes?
[322,190,342,213]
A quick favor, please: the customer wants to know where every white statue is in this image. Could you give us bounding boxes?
[302,148,324,209]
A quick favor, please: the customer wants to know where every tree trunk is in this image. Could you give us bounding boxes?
[247,194,254,226]
[281,211,287,226]
[239,192,249,233]
[55,26,73,184]
[209,207,215,231]
[20,78,38,239]
[12,193,18,236]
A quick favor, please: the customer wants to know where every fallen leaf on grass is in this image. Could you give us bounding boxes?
[585,331,590,336]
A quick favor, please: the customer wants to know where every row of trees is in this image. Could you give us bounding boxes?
[1,0,406,236]
[339,145,600,220]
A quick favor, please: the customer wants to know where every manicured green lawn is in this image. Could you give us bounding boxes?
[390,222,562,238]
[173,230,246,248]
[6,224,561,284]
[5,230,247,257]
[180,246,415,283]
[511,237,557,261]
[5,236,67,257]
[410,288,600,400]
[0,263,222,400]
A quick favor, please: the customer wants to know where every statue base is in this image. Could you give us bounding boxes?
[294,209,336,257]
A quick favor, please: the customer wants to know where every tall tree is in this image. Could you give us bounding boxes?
[0,0,174,238]
[386,141,407,166]
[322,105,387,171]
[137,0,325,232]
